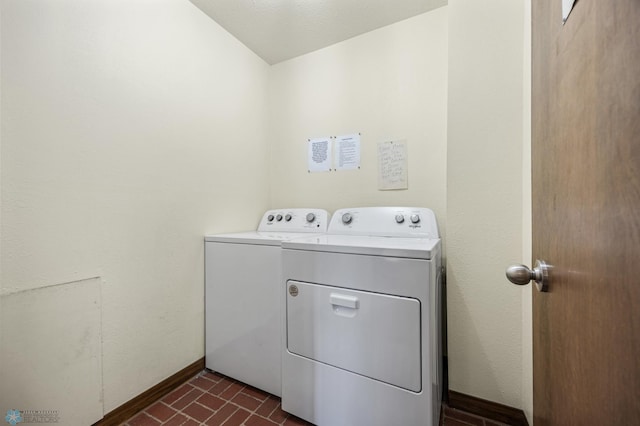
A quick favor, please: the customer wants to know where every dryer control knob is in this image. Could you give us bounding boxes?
[342,213,353,224]
[410,214,421,224]
[285,214,292,222]
[306,213,316,223]
[276,214,283,221]
[267,214,275,222]
[395,215,405,223]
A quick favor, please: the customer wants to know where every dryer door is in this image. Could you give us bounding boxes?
[286,280,422,392]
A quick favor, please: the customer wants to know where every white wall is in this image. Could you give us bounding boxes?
[447,0,526,408]
[0,0,269,422]
[1,1,534,422]
[521,0,533,422]
[268,8,448,233]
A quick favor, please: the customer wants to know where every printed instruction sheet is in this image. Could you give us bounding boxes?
[334,134,361,171]
[308,137,332,172]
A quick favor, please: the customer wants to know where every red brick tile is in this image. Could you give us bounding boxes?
[183,401,214,422]
[163,412,189,426]
[231,392,262,411]
[283,415,313,426]
[171,388,204,410]
[162,384,194,405]
[145,401,177,422]
[245,414,279,426]
[269,406,288,424]
[183,419,200,426]
[197,392,226,410]
[204,371,225,382]
[255,396,280,418]
[241,386,269,401]
[190,375,216,391]
[205,403,238,426]
[221,407,250,426]
[220,382,245,400]
[209,378,234,395]
[128,412,161,426]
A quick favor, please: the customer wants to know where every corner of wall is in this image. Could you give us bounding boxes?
[446,0,526,408]
[521,0,533,422]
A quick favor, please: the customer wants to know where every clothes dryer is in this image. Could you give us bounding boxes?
[205,208,328,396]
[281,207,442,426]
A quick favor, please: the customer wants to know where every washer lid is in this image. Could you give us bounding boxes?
[205,231,318,246]
[282,234,440,259]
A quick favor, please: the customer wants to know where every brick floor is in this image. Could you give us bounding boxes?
[121,370,511,425]
[120,371,311,426]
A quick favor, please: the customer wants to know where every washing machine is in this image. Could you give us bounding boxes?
[205,208,329,396]
[281,207,442,426]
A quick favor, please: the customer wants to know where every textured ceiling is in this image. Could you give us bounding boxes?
[189,0,448,64]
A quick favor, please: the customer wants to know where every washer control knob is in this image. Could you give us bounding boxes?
[267,214,275,222]
[285,214,292,222]
[276,214,283,221]
[410,214,421,224]
[395,215,405,224]
[306,213,316,223]
[342,213,353,224]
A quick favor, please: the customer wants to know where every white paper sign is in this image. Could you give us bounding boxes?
[308,137,332,172]
[562,0,576,23]
[377,140,408,190]
[334,133,361,171]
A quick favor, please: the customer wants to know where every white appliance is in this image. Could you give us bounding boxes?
[205,208,329,396]
[281,207,442,426]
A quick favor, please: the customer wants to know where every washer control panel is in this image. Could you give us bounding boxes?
[258,208,329,232]
[328,207,439,238]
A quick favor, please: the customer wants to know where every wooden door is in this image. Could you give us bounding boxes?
[532,0,640,424]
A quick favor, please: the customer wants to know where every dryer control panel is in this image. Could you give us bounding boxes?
[328,207,439,239]
[258,208,329,232]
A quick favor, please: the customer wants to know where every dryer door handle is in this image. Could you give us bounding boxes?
[330,293,359,309]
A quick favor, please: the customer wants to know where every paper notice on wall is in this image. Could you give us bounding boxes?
[334,133,361,171]
[308,137,332,172]
[562,0,577,23]
[377,140,408,190]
